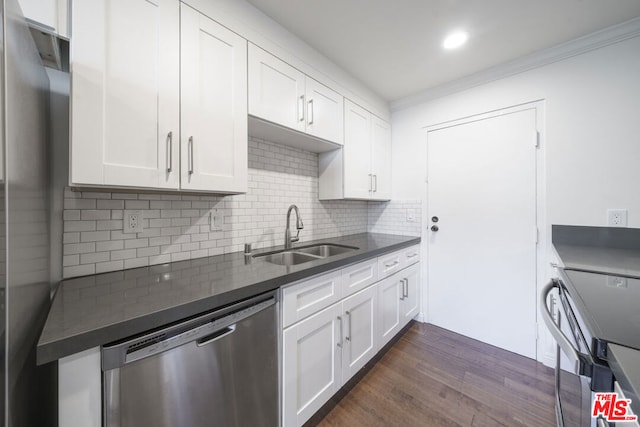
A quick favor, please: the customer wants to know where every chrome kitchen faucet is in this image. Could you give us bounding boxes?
[284,204,304,249]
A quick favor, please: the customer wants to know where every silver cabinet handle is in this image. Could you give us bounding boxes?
[373,174,377,192]
[368,174,373,192]
[307,99,314,125]
[196,325,235,347]
[399,279,405,301]
[407,253,418,258]
[188,136,194,175]
[345,310,351,342]
[384,260,399,268]
[298,95,305,122]
[404,278,409,298]
[166,131,173,173]
[337,315,343,348]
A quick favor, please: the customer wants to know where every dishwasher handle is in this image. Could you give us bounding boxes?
[197,325,236,347]
[102,291,276,371]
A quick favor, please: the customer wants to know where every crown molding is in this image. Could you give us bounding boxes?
[391,17,640,112]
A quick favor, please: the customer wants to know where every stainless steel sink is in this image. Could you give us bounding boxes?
[259,251,321,266]
[253,243,359,266]
[296,244,358,258]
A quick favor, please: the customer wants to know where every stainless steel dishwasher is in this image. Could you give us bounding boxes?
[101,290,279,427]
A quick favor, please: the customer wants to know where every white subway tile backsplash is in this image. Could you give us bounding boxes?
[62,138,419,279]
[81,210,111,220]
[63,242,95,255]
[64,221,96,232]
[97,200,124,210]
[95,260,123,274]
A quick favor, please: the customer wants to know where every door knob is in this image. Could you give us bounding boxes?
[431,225,439,232]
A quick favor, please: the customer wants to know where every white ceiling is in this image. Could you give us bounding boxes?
[246,0,640,102]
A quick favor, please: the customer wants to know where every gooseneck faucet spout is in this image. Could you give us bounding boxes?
[284,205,304,249]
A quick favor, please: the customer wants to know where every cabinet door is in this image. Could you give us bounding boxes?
[180,5,248,193]
[378,274,402,348]
[305,78,344,145]
[282,304,342,427]
[343,100,372,199]
[401,264,420,325]
[71,0,179,189]
[371,116,391,200]
[248,44,306,133]
[341,286,377,383]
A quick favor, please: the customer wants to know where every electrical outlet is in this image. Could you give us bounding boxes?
[209,209,223,231]
[607,276,628,288]
[607,209,628,227]
[124,210,143,233]
[406,209,416,222]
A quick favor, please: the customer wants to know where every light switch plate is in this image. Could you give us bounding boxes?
[124,210,143,233]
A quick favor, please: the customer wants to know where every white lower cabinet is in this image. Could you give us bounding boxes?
[401,263,420,323]
[378,263,421,347]
[378,273,402,348]
[282,246,421,427]
[282,286,377,427]
[341,286,378,382]
[282,303,343,427]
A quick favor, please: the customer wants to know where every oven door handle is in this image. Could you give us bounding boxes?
[541,280,591,374]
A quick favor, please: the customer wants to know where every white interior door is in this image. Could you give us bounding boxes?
[427,108,538,359]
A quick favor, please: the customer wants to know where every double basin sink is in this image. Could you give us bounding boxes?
[253,243,358,266]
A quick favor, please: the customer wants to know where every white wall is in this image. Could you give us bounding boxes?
[392,35,640,228]
[391,35,640,363]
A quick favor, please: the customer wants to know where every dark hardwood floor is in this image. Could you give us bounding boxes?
[317,323,556,427]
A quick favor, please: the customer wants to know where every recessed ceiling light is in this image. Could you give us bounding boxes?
[443,31,468,50]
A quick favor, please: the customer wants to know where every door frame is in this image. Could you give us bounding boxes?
[420,100,549,364]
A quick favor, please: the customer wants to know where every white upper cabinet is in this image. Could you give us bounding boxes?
[371,115,392,200]
[248,44,344,150]
[180,4,248,193]
[71,0,180,190]
[19,0,69,37]
[304,77,344,144]
[70,0,248,193]
[248,44,306,133]
[343,100,372,199]
[319,99,391,201]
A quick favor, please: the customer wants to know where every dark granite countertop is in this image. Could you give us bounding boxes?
[553,225,640,278]
[37,233,420,365]
[608,344,640,417]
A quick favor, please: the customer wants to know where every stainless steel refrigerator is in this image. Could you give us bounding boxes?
[1,0,57,425]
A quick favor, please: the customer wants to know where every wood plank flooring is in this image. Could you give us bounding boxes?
[316,322,556,427]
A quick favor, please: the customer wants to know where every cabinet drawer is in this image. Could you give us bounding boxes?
[282,270,342,328]
[377,251,403,280]
[401,245,420,267]
[341,259,377,298]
